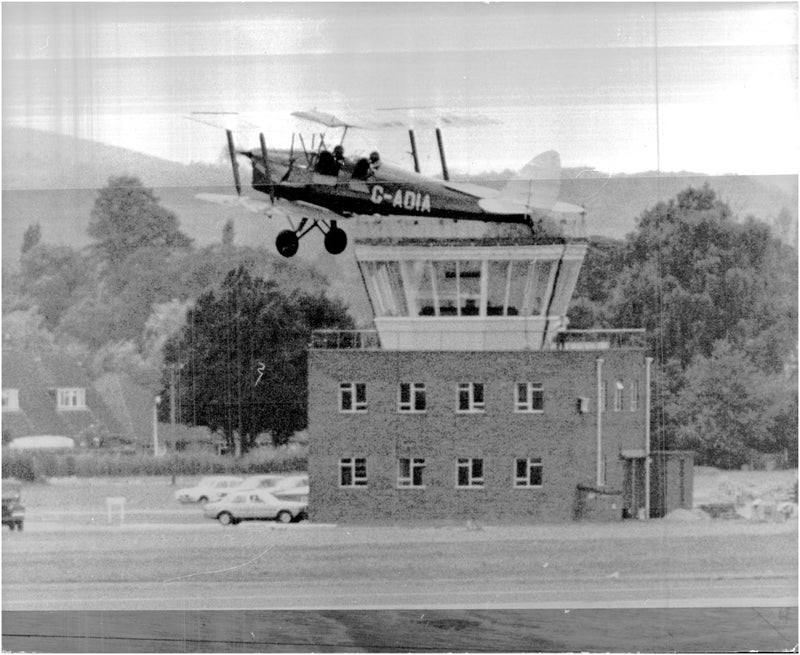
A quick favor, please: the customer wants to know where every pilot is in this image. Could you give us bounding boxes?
[333,145,346,165]
[369,150,381,172]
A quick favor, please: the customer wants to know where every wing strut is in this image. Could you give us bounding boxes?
[408,129,420,173]
[226,129,242,196]
[435,128,449,181]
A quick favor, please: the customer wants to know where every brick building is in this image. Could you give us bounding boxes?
[307,239,691,522]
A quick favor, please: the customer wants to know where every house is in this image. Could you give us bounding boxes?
[307,239,693,522]
[1,348,124,447]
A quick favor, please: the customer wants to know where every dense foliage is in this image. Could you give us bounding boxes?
[571,184,797,467]
[161,266,353,453]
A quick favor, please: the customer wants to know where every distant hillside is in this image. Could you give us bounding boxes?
[2,126,226,191]
[3,127,797,261]
[560,171,798,243]
[460,168,798,244]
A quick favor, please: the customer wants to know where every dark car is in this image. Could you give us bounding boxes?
[2,479,25,531]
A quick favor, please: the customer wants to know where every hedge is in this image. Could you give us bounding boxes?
[1,447,307,482]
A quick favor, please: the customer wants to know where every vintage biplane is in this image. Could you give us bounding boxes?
[194,110,585,258]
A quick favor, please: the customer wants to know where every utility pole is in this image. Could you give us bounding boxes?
[153,395,161,457]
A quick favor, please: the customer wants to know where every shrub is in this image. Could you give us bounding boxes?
[2,446,308,479]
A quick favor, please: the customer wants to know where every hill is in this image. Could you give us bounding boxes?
[3,127,797,260]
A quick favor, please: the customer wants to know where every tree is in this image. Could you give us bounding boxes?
[667,340,779,468]
[88,176,192,264]
[162,266,353,454]
[607,184,797,369]
[19,243,92,328]
[21,223,41,254]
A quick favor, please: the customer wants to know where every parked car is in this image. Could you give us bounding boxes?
[2,480,25,531]
[230,473,308,495]
[173,475,244,504]
[203,490,308,525]
[272,485,309,504]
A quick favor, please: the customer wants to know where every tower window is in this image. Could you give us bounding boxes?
[514,458,543,488]
[399,383,426,413]
[339,382,367,413]
[457,383,485,413]
[456,458,484,487]
[340,457,368,486]
[515,382,544,413]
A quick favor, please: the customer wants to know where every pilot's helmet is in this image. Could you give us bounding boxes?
[333,145,345,159]
[369,151,381,164]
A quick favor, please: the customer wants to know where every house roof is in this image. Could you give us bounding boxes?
[2,348,124,440]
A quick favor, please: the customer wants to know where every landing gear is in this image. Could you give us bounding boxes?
[276,230,299,258]
[274,218,348,258]
[324,225,348,255]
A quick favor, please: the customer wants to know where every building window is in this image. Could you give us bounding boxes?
[339,382,366,413]
[630,379,640,411]
[614,380,624,412]
[1,389,19,411]
[514,458,543,488]
[456,458,484,487]
[339,457,367,486]
[515,382,544,413]
[398,457,426,487]
[399,383,426,413]
[457,383,485,413]
[56,387,86,410]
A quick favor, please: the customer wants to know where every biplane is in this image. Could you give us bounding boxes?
[195,110,585,258]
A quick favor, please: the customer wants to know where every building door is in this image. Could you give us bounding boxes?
[622,457,646,519]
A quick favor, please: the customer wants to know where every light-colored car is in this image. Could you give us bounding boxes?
[203,490,308,525]
[230,474,308,494]
[173,475,244,504]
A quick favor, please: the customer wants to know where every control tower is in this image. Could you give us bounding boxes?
[354,238,587,351]
[307,236,692,524]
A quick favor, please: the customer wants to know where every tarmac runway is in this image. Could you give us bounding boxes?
[3,517,797,651]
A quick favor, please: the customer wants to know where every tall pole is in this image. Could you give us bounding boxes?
[645,357,653,519]
[153,395,161,457]
[596,358,604,487]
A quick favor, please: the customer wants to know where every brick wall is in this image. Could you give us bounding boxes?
[308,349,647,523]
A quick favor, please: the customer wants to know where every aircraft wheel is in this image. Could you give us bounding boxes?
[276,230,299,258]
[324,227,348,255]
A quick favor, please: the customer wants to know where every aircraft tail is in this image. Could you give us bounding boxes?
[500,150,561,210]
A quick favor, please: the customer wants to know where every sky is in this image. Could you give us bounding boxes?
[3,2,798,176]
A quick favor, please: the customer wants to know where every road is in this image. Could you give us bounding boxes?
[3,517,796,610]
[3,518,797,651]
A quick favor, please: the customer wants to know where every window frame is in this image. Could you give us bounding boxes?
[514,457,544,488]
[339,457,368,487]
[456,382,485,414]
[456,457,485,488]
[397,457,426,488]
[514,382,544,413]
[56,387,86,411]
[630,379,640,412]
[398,382,427,413]
[338,382,367,413]
[613,379,624,412]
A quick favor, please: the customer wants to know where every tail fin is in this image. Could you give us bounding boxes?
[500,150,562,211]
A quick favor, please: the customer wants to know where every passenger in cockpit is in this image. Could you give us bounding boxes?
[369,151,381,172]
[333,145,346,167]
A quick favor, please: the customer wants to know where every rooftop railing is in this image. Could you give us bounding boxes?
[310,330,382,350]
[310,328,646,350]
[551,329,647,350]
